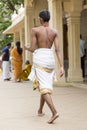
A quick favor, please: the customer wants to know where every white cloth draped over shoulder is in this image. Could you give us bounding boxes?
[28,48,55,94]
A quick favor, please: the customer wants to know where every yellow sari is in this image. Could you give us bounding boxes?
[21,64,32,81]
[11,48,22,80]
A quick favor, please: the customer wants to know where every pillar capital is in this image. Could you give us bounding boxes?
[68,11,81,17]
[64,0,82,14]
[29,0,33,7]
[25,0,33,7]
[67,12,81,25]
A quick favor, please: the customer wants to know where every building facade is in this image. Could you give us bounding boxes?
[3,0,87,84]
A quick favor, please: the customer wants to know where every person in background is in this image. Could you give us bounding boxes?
[80,34,86,77]
[11,41,23,82]
[25,10,64,124]
[21,60,32,81]
[2,42,11,81]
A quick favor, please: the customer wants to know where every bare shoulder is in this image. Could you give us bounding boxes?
[32,27,37,32]
[31,27,40,35]
[32,27,40,31]
[51,28,58,34]
[49,28,58,38]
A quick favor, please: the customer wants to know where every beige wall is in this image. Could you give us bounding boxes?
[3,0,86,82]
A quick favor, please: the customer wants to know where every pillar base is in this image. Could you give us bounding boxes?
[67,69,83,82]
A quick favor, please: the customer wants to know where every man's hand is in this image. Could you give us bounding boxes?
[59,66,64,77]
[24,44,35,53]
[24,45,28,50]
[24,44,30,50]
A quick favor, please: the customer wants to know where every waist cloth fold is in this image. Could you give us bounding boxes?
[28,48,55,95]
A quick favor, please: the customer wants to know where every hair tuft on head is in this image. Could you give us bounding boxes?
[39,9,50,22]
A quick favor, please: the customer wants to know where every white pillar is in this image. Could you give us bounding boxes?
[24,0,34,64]
[48,0,65,84]
[20,28,25,68]
[14,32,20,45]
[67,12,83,81]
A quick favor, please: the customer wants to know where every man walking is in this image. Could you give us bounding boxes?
[25,10,64,124]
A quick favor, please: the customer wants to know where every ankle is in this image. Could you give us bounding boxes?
[38,109,42,114]
[52,111,58,116]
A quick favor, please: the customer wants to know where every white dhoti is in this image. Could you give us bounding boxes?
[28,48,55,95]
[2,61,11,80]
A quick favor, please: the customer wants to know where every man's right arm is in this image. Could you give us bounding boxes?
[25,28,37,52]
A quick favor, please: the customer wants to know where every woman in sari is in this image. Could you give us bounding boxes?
[21,60,32,81]
[11,41,23,82]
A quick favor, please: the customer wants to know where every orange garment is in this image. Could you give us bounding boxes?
[11,48,22,79]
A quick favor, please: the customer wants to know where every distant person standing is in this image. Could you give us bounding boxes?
[11,41,23,82]
[2,42,11,81]
[80,34,86,77]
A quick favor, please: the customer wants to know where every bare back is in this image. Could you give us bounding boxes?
[34,26,57,49]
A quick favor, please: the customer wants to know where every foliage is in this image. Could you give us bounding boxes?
[0,0,24,54]
[0,0,24,12]
[0,34,13,54]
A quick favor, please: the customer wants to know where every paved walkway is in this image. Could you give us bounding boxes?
[0,74,87,130]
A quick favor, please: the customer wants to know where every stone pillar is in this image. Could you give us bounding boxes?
[48,0,65,84]
[14,32,20,46]
[20,28,25,68]
[47,0,53,27]
[67,12,83,81]
[24,0,34,64]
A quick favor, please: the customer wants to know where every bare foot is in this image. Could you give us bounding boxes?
[37,113,45,117]
[48,113,59,124]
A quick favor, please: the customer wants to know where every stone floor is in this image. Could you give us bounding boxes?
[0,74,87,130]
